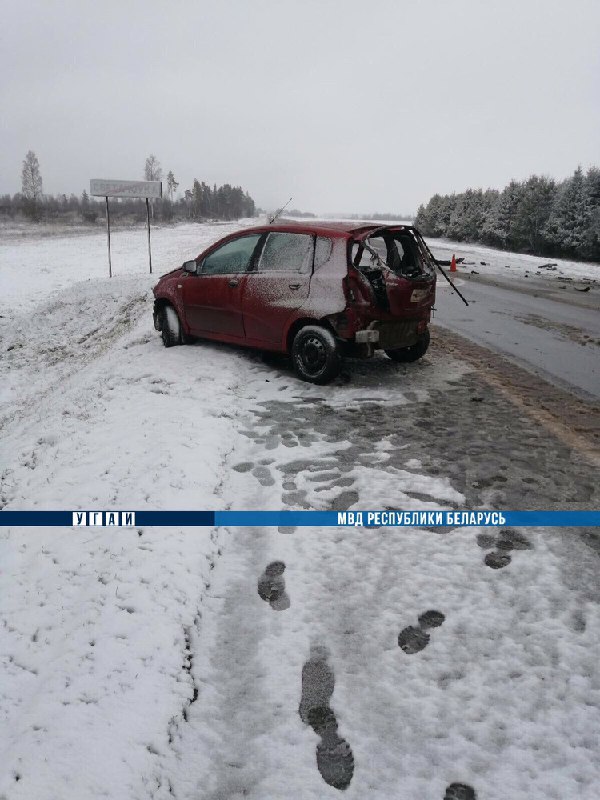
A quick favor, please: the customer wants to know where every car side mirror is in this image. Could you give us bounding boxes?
[183,260,197,274]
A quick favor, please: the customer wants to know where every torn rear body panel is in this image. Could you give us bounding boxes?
[324,226,436,356]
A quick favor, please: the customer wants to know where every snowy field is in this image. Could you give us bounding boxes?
[1,221,599,800]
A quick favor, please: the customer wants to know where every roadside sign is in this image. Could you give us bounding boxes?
[90,179,162,276]
[90,179,162,199]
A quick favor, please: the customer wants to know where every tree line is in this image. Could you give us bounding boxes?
[415,167,600,261]
[0,151,256,224]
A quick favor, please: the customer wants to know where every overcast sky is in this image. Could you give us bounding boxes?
[2,0,599,214]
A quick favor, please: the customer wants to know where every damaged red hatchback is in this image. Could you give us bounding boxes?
[153,221,437,384]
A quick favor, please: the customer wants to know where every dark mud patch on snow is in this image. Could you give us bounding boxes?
[298,644,354,790]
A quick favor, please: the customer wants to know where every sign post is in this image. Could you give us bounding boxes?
[105,196,112,278]
[90,179,162,277]
[146,197,152,274]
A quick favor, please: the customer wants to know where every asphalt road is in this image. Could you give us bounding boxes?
[433,274,600,400]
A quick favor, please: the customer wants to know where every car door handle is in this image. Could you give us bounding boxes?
[289,283,301,290]
[228,279,239,288]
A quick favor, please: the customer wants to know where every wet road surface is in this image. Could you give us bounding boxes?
[434,276,600,399]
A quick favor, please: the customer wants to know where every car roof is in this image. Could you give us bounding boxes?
[238,220,417,240]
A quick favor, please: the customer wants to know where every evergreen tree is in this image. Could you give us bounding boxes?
[512,176,556,253]
[447,189,492,241]
[544,167,591,256]
[584,167,600,260]
[484,180,524,247]
[166,171,179,201]
[415,193,456,237]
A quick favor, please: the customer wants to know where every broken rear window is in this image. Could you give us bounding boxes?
[352,231,435,279]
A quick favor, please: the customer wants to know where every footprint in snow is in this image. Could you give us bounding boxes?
[232,461,253,473]
[484,551,511,569]
[298,644,354,791]
[252,465,275,486]
[398,610,445,654]
[477,528,532,570]
[257,561,290,610]
[444,783,477,800]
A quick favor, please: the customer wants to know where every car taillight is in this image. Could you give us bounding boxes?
[410,287,431,303]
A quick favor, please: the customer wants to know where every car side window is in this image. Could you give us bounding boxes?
[201,234,262,275]
[256,232,314,273]
[314,236,332,269]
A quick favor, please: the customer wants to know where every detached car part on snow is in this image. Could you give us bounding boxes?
[153,222,438,384]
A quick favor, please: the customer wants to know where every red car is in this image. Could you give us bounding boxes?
[153,221,437,384]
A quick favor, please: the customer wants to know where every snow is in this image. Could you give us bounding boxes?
[0,219,258,313]
[426,236,600,284]
[1,221,599,799]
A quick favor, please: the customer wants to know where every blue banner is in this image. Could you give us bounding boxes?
[0,510,598,527]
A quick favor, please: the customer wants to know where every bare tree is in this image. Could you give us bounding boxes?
[22,150,43,200]
[144,154,162,182]
[144,155,162,219]
[166,170,179,202]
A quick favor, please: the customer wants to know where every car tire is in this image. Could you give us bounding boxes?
[291,325,343,385]
[160,305,183,348]
[385,329,430,363]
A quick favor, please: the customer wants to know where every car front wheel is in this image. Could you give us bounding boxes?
[160,305,183,348]
[291,325,343,385]
[385,329,430,363]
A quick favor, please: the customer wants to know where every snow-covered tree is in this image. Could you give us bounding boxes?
[544,167,591,256]
[21,150,43,201]
[483,180,524,247]
[21,150,43,219]
[447,189,494,242]
[511,175,556,253]
[144,154,162,182]
[584,167,600,260]
[415,193,457,237]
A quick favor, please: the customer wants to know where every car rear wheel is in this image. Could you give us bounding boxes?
[291,325,342,385]
[160,305,183,348]
[385,329,430,363]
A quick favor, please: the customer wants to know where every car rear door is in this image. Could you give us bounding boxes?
[242,231,313,345]
[181,233,263,338]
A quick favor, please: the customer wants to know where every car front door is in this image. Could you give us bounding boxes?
[181,234,263,338]
[242,232,314,345]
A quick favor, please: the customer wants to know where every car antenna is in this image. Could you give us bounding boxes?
[269,197,293,224]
